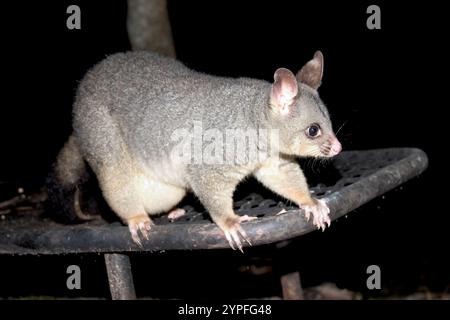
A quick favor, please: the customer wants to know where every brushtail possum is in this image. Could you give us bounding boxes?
[48,51,342,251]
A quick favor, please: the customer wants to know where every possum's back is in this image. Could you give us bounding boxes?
[73,52,209,159]
[73,51,267,167]
[75,51,199,115]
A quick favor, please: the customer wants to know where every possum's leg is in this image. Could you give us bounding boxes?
[74,98,187,245]
[254,157,330,230]
[95,165,153,246]
[189,171,256,252]
[97,165,186,246]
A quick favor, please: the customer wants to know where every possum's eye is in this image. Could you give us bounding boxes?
[306,124,321,138]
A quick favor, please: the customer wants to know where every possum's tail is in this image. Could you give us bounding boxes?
[46,134,96,222]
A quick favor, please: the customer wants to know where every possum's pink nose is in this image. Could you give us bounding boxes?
[329,136,342,156]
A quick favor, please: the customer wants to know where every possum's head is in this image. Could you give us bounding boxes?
[268,51,342,158]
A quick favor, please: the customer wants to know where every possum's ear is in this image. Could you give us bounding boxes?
[297,51,324,90]
[270,68,298,115]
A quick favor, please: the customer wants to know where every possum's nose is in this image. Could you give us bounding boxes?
[329,136,342,156]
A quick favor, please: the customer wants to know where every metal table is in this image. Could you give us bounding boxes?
[0,148,428,299]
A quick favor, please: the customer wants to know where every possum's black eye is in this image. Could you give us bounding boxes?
[306,124,321,138]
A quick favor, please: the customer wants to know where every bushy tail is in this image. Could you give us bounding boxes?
[46,134,95,222]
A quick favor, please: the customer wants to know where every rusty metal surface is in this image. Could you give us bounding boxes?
[0,148,428,255]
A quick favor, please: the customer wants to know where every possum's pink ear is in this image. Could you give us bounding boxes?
[297,51,324,90]
[270,68,298,115]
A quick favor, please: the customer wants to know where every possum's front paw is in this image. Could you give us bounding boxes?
[220,215,257,253]
[127,214,154,247]
[300,198,331,231]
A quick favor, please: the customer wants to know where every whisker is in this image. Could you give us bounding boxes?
[305,157,312,171]
[335,120,348,137]
[312,157,319,174]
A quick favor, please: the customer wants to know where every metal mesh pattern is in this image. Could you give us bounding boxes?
[154,148,409,225]
[0,148,428,254]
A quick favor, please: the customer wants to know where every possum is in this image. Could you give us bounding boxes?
[47,51,342,251]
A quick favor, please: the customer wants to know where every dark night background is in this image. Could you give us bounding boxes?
[0,0,448,299]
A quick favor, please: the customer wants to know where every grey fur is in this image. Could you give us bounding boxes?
[55,51,340,249]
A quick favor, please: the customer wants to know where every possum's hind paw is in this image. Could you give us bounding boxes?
[168,208,186,220]
[127,214,154,247]
[301,198,331,231]
[222,215,257,253]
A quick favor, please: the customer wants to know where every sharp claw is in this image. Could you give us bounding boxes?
[131,232,143,247]
[302,199,331,231]
[222,215,257,252]
[234,237,244,253]
[137,222,148,240]
[237,225,252,246]
[230,230,243,252]
[224,231,236,250]
[128,216,153,247]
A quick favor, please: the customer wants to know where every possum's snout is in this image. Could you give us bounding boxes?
[320,135,342,157]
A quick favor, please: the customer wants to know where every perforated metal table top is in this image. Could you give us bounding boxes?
[0,148,428,255]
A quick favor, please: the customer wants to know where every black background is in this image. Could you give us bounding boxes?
[0,0,448,298]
